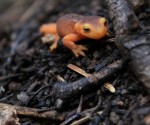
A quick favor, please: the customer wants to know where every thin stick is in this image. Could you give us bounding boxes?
[0,103,66,121]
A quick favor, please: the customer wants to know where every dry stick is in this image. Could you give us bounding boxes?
[0,103,66,121]
[106,0,150,93]
[51,60,123,100]
[26,81,39,94]
[0,94,13,102]
[70,96,102,125]
[67,64,90,77]
[70,115,91,125]
[77,95,83,113]
[60,95,84,125]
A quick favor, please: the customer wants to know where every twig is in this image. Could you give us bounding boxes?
[94,49,119,71]
[26,85,52,106]
[0,94,13,102]
[77,95,83,113]
[71,115,91,125]
[60,95,83,125]
[0,103,66,121]
[80,96,102,117]
[90,96,102,115]
[88,96,113,125]
[26,81,39,94]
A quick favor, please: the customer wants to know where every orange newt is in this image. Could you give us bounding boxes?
[40,13,108,57]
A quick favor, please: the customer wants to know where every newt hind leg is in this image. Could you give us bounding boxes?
[62,34,88,57]
[40,23,60,51]
[49,34,60,51]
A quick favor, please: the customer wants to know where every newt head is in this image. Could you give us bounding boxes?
[74,17,108,39]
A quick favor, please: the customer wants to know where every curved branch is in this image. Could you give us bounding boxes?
[106,0,150,93]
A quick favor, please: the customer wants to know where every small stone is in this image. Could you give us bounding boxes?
[17,92,29,102]
[55,99,63,109]
[41,34,55,44]
[9,82,21,91]
[121,89,127,94]
[110,112,120,124]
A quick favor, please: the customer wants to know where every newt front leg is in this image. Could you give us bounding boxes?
[62,34,88,57]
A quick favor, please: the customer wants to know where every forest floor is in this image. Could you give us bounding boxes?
[0,0,150,125]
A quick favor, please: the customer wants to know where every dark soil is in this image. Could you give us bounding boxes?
[0,0,149,125]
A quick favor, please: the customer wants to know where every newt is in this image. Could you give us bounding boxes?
[40,13,108,57]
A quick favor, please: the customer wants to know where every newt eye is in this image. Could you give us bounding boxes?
[104,20,107,26]
[83,24,91,33]
[100,18,107,26]
[83,27,90,32]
